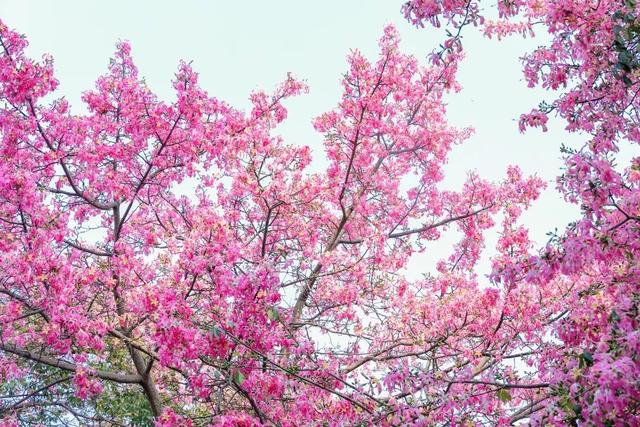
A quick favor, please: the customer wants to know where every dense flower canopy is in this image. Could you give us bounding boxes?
[0,0,639,425]
[404,0,640,423]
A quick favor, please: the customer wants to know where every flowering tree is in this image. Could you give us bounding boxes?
[0,19,555,426]
[1,0,639,423]
[403,0,640,424]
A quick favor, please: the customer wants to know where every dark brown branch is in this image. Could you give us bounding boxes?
[64,239,112,257]
[388,205,493,239]
[0,343,141,384]
[448,379,549,389]
[0,289,49,322]
[0,376,71,416]
[218,328,373,413]
[26,99,117,211]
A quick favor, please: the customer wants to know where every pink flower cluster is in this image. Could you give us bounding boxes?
[404,0,640,423]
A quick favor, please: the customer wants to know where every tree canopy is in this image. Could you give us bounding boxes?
[0,1,639,425]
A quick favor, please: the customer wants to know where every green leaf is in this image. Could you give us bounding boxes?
[581,350,594,367]
[233,370,246,385]
[267,307,280,322]
[210,325,222,338]
[618,50,634,71]
[497,388,512,402]
[609,309,620,323]
[572,403,582,417]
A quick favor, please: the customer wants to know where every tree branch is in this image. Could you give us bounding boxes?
[0,343,142,384]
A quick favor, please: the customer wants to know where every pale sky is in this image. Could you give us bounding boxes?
[0,0,580,277]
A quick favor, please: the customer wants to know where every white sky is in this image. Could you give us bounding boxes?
[0,0,581,278]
